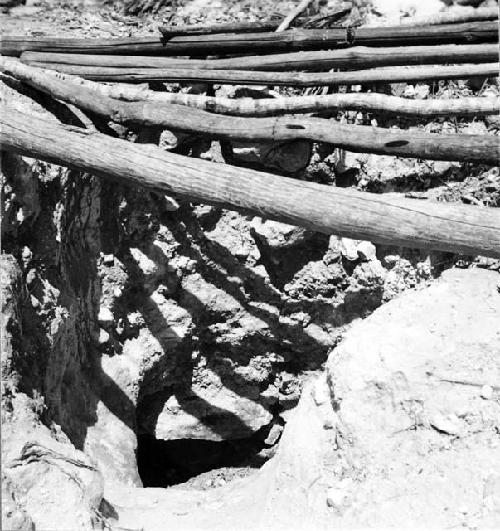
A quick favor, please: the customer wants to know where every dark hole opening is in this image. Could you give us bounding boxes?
[285,124,306,130]
[137,424,279,488]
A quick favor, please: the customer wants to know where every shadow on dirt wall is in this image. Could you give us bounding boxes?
[103,184,388,443]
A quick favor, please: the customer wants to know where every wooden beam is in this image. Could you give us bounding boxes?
[2,21,497,57]
[20,43,499,71]
[2,58,498,164]
[22,62,500,85]
[2,105,499,258]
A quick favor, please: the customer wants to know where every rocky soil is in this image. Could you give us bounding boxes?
[1,0,499,530]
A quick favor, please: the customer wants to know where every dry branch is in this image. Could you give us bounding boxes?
[107,91,500,118]
[21,43,499,71]
[2,105,500,258]
[22,62,500,85]
[400,7,498,26]
[276,0,313,32]
[2,21,497,57]
[1,58,498,164]
[159,20,283,37]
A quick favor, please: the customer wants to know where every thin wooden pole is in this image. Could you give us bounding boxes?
[2,105,499,258]
[399,6,498,26]
[2,58,498,164]
[159,20,283,37]
[2,21,497,57]
[20,43,499,71]
[276,0,313,32]
[105,91,500,118]
[22,62,499,85]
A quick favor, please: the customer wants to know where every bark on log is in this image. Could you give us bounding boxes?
[6,58,496,118]
[23,62,500,85]
[20,43,499,71]
[2,58,498,164]
[2,105,499,258]
[2,21,498,57]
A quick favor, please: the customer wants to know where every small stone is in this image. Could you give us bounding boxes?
[102,254,114,265]
[199,151,213,161]
[128,312,144,327]
[98,307,114,326]
[480,385,494,400]
[430,412,462,435]
[323,418,334,430]
[312,378,330,406]
[383,254,400,266]
[98,329,110,345]
[113,287,123,298]
[356,241,377,262]
[339,238,359,261]
[116,318,125,335]
[21,246,32,264]
[26,268,37,285]
[264,424,283,446]
[326,487,348,508]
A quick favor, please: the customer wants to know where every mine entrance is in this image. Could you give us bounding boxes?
[136,425,277,488]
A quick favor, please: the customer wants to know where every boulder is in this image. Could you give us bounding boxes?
[326,268,500,528]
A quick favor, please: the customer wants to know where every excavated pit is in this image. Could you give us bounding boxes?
[3,2,499,528]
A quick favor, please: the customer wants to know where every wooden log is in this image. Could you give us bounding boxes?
[399,6,498,26]
[104,91,500,118]
[5,58,498,118]
[158,6,351,36]
[2,58,498,164]
[2,105,499,258]
[21,43,499,72]
[2,21,498,57]
[22,62,500,85]
[159,20,283,37]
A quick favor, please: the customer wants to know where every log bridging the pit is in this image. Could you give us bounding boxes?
[2,105,500,259]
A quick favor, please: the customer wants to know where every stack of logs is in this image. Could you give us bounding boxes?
[1,5,499,257]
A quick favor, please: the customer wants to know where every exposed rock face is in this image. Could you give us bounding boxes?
[101,195,394,444]
[326,268,500,528]
[105,267,500,531]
